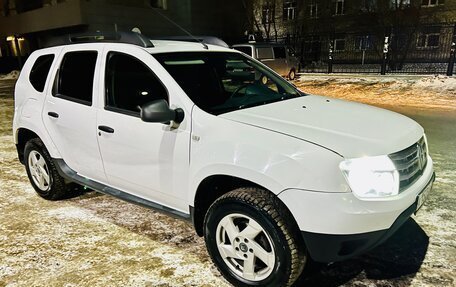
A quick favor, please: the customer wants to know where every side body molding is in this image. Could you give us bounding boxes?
[53,159,191,221]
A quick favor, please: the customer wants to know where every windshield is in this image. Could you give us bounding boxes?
[153,52,302,115]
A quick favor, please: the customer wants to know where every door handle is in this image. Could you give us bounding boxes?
[98,125,115,134]
[47,112,59,118]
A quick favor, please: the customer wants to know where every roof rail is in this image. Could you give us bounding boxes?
[44,31,154,48]
[68,31,154,48]
[152,36,229,48]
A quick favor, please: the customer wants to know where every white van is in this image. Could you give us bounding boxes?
[233,43,299,80]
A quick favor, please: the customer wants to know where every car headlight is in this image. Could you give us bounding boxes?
[339,155,399,199]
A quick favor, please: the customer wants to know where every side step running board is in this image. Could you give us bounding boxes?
[53,159,191,221]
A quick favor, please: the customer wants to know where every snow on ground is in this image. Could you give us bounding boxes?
[1,76,455,286]
[0,71,20,80]
[296,74,456,111]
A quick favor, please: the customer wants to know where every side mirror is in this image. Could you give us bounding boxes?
[140,99,185,124]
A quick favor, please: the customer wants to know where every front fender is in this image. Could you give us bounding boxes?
[189,107,350,205]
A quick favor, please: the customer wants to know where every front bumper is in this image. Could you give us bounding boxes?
[278,157,434,262]
[301,196,418,262]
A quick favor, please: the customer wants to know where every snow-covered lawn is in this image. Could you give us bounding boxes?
[296,74,456,111]
[0,70,20,81]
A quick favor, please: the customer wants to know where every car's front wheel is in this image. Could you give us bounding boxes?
[204,188,306,287]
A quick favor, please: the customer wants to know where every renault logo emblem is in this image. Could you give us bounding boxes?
[417,144,424,170]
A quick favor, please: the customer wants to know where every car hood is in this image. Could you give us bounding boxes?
[220,95,423,158]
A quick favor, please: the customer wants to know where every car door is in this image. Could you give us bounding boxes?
[272,46,288,76]
[96,46,191,212]
[42,45,107,183]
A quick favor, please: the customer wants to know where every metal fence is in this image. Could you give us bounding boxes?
[294,23,456,75]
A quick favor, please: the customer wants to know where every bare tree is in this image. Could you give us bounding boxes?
[375,0,422,70]
[242,0,262,39]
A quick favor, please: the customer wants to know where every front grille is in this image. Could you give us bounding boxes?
[389,137,428,192]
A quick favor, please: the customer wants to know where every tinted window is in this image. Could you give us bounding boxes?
[29,54,54,92]
[256,47,274,59]
[105,52,167,115]
[273,47,286,59]
[233,46,253,57]
[56,51,97,105]
[154,52,301,115]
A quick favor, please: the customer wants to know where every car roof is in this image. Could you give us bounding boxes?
[32,40,235,56]
[146,40,233,54]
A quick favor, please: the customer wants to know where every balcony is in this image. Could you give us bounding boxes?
[0,0,84,36]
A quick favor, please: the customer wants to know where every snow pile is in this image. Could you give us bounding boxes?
[0,70,20,80]
[414,75,456,93]
[298,74,456,94]
[296,73,456,110]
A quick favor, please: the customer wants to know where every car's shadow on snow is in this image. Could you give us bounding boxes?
[293,218,429,286]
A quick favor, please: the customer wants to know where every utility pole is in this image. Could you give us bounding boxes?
[447,24,456,77]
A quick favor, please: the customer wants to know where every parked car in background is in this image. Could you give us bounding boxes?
[233,43,299,80]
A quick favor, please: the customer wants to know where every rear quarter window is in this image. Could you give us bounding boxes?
[29,54,55,92]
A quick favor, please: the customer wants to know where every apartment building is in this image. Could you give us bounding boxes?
[0,0,250,72]
[252,0,456,73]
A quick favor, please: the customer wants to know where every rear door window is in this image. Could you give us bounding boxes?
[54,51,97,105]
[29,54,54,92]
[256,47,274,60]
[273,47,286,59]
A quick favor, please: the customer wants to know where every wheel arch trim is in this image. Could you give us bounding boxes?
[15,125,61,162]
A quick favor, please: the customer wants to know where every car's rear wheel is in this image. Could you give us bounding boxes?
[204,188,306,287]
[24,138,73,200]
[288,69,296,81]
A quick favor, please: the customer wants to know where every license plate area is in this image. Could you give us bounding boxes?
[415,176,434,214]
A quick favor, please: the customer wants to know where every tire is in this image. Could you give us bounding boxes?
[24,138,72,200]
[204,188,306,287]
[260,75,268,85]
[288,69,296,81]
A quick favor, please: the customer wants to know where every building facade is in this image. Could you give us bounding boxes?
[0,0,250,72]
[252,0,456,73]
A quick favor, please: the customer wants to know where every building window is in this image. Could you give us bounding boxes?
[334,38,346,51]
[355,36,374,50]
[15,0,44,14]
[283,1,297,21]
[416,27,440,49]
[422,0,444,6]
[335,0,345,15]
[309,3,318,18]
[262,3,275,24]
[390,0,411,9]
[362,0,377,12]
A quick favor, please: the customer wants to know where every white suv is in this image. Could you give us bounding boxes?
[13,33,434,287]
